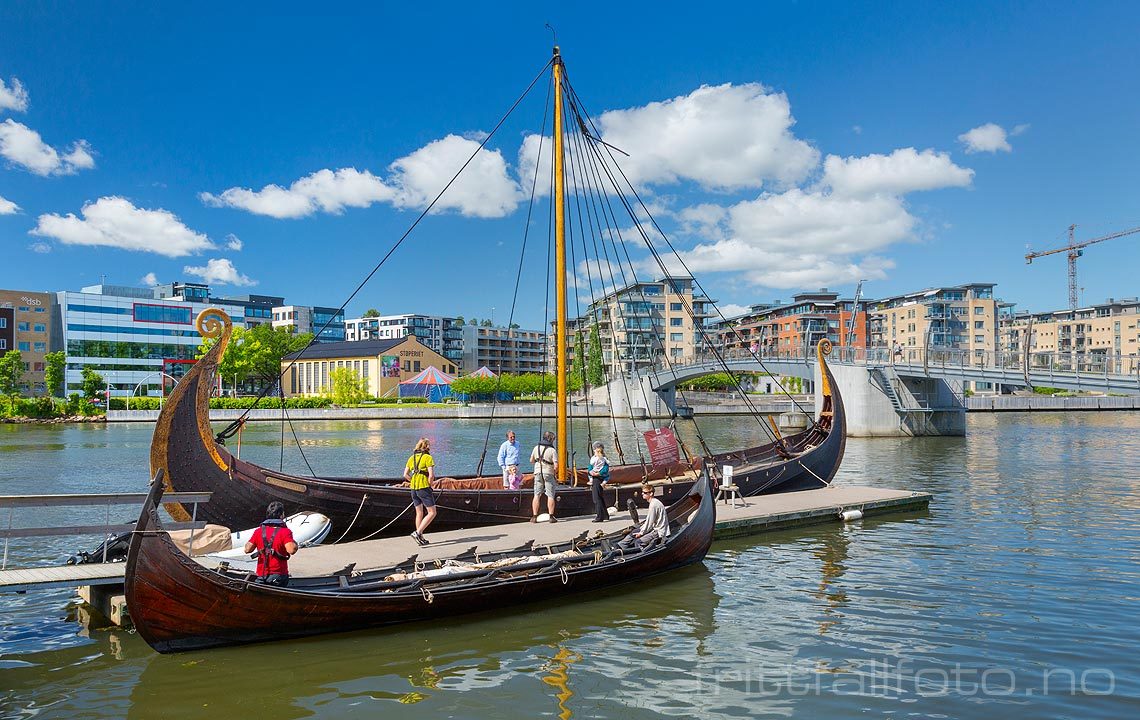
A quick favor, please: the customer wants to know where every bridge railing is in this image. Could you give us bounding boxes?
[656,346,1140,386]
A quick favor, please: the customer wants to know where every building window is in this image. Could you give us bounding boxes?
[33,323,46,332]
[974,307,984,315]
[670,333,683,342]
[34,307,45,313]
[34,362,45,371]
[17,322,29,332]
[975,335,985,343]
[413,361,421,372]
[670,318,683,327]
[975,321,985,329]
[33,342,46,352]
[133,304,193,324]
[0,318,5,329]
[670,303,683,311]
[0,340,5,349]
[18,342,31,351]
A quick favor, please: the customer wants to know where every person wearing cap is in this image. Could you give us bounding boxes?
[587,441,611,522]
[529,431,559,522]
[244,501,298,587]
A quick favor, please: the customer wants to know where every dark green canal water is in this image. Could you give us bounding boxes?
[1,413,1137,718]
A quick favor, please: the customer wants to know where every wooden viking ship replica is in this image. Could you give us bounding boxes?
[152,46,848,541]
[125,468,715,652]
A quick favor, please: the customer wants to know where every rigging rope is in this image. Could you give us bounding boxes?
[474,71,554,477]
[215,56,556,443]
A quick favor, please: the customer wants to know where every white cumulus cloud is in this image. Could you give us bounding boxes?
[958,123,1013,154]
[0,77,29,113]
[593,83,819,190]
[183,258,256,287]
[140,272,159,286]
[0,194,19,214]
[821,148,974,197]
[31,196,215,257]
[388,134,521,218]
[202,136,522,220]
[225,233,243,251]
[715,303,753,318]
[0,119,95,176]
[200,167,393,219]
[28,241,51,254]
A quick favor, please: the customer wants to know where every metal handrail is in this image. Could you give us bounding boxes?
[1,474,211,568]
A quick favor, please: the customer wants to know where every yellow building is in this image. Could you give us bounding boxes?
[281,337,455,398]
[869,283,999,357]
[1000,297,1140,374]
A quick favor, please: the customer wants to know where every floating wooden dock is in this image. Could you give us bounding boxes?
[0,485,930,598]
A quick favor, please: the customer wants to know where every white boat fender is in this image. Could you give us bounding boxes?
[840,508,863,523]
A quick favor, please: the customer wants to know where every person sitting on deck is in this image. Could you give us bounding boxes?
[244,501,298,587]
[619,484,670,550]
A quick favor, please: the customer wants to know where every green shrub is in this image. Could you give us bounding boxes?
[109,397,162,410]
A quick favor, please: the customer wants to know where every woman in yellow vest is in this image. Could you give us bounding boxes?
[404,437,436,546]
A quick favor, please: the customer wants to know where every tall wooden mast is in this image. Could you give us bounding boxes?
[552,46,568,482]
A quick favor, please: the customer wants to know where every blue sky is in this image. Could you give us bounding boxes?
[2,2,1138,328]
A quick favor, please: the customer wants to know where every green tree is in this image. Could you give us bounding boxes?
[198,324,314,391]
[570,332,586,392]
[454,316,465,326]
[587,324,605,387]
[81,366,106,399]
[0,350,23,404]
[362,308,380,318]
[44,351,66,397]
[509,322,520,329]
[327,367,368,405]
[480,319,493,327]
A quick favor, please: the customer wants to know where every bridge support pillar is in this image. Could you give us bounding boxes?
[818,364,966,437]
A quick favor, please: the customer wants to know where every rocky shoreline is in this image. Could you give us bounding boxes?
[0,415,106,424]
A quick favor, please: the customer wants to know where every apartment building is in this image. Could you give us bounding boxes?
[272,305,345,342]
[0,289,59,395]
[716,289,870,355]
[344,313,462,366]
[1000,296,1140,374]
[56,283,252,396]
[869,284,1000,354]
[551,276,714,375]
[281,336,455,399]
[460,324,546,374]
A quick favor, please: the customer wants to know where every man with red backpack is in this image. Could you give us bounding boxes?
[244,501,298,587]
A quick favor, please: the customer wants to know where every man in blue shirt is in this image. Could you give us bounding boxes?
[497,430,520,489]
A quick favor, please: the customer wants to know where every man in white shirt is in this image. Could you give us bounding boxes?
[620,483,669,549]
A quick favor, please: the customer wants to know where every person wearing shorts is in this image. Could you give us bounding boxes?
[530,430,558,523]
[404,437,436,545]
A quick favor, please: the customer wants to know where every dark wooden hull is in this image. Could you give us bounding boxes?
[124,469,716,653]
[152,311,846,540]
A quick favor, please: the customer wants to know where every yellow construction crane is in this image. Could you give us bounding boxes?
[1025,224,1140,310]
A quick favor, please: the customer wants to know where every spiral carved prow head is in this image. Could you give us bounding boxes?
[195,308,232,340]
[817,338,834,357]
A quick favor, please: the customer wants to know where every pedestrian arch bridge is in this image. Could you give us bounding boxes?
[640,347,1140,437]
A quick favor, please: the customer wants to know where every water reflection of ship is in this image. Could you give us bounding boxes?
[811,526,852,636]
[119,565,718,719]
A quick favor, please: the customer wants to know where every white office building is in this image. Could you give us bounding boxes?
[345,313,462,366]
[57,283,251,397]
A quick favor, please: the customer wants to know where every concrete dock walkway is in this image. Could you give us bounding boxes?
[0,485,929,596]
[275,484,931,577]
